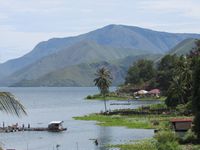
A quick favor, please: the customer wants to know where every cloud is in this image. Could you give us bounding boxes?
[139,0,200,19]
[0,0,200,62]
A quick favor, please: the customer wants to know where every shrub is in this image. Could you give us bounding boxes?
[181,129,197,144]
[86,95,93,99]
[150,103,167,110]
[114,139,157,150]
[154,131,181,150]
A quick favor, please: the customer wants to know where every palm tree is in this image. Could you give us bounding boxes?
[168,76,187,104]
[94,67,112,112]
[0,92,27,117]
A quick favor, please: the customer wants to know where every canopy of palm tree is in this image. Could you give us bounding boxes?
[0,92,27,117]
[94,67,112,95]
[94,67,112,112]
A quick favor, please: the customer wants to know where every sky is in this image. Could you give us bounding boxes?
[0,0,200,63]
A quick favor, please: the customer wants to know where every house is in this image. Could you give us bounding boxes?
[48,121,67,132]
[149,89,160,97]
[170,118,193,132]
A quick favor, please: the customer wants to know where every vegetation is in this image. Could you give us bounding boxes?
[110,131,197,150]
[74,112,190,129]
[125,59,156,86]
[0,92,26,149]
[0,92,27,116]
[109,139,157,150]
[94,67,112,112]
[192,45,200,139]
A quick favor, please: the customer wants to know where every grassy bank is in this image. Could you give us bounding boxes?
[109,140,200,150]
[74,113,191,129]
[86,93,166,101]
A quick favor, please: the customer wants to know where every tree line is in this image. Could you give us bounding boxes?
[125,39,200,139]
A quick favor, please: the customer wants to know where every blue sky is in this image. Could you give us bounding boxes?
[0,0,200,62]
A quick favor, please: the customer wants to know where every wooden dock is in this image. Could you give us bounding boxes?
[0,121,67,133]
[0,127,67,133]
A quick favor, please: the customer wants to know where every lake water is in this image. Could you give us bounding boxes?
[0,87,157,150]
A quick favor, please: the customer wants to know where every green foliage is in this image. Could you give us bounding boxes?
[94,67,112,112]
[0,92,27,117]
[176,103,192,115]
[125,59,156,85]
[165,96,179,108]
[112,139,157,150]
[181,129,197,143]
[157,54,179,93]
[149,103,167,110]
[86,95,93,99]
[154,131,181,150]
[192,56,200,138]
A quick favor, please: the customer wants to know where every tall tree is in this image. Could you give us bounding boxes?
[125,59,156,85]
[156,54,179,94]
[0,92,27,117]
[192,40,200,139]
[94,67,112,112]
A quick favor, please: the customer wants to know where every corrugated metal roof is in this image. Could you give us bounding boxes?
[170,118,193,122]
[48,121,63,125]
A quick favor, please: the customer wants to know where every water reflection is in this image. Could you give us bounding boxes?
[0,87,157,150]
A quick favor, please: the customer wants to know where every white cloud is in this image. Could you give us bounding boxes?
[139,0,200,19]
[0,0,200,62]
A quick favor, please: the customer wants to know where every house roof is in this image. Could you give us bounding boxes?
[137,90,148,94]
[49,121,63,125]
[170,118,193,123]
[149,89,160,94]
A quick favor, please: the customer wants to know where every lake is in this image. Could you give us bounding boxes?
[0,87,157,150]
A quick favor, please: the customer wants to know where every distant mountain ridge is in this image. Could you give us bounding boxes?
[0,24,200,86]
[168,38,197,55]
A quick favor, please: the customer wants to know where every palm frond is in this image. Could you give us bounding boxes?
[0,92,27,117]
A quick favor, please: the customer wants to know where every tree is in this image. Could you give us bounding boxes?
[165,76,187,107]
[94,67,112,112]
[165,56,192,107]
[125,59,156,85]
[192,56,200,139]
[0,92,27,117]
[156,55,179,94]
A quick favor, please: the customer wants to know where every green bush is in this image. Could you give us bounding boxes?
[86,95,93,99]
[113,139,157,150]
[154,131,181,150]
[150,103,167,110]
[181,129,197,144]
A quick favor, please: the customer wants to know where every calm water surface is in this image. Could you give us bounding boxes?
[0,87,157,150]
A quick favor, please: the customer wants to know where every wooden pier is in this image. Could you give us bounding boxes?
[0,127,47,133]
[0,121,67,133]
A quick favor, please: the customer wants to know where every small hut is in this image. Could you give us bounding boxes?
[149,89,160,97]
[48,121,66,132]
[137,90,148,95]
[170,118,193,132]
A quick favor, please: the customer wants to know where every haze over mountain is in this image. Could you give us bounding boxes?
[168,38,198,56]
[0,24,200,87]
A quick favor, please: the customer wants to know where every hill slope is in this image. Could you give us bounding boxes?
[168,38,197,55]
[1,24,200,78]
[0,41,149,86]
[12,54,161,87]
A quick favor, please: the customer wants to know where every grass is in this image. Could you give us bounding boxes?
[181,144,200,150]
[74,113,191,129]
[108,139,157,150]
[86,93,166,101]
[109,140,200,150]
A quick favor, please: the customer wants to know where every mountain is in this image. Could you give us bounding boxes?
[1,24,200,78]
[12,54,161,87]
[168,38,198,55]
[0,41,149,86]
[0,24,200,86]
